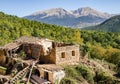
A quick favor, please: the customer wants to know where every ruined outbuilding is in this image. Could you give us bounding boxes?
[0,36,80,84]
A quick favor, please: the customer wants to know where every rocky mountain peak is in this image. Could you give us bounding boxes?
[72,7,110,18]
[24,7,113,28]
[32,8,73,18]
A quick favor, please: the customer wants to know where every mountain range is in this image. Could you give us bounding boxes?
[24,7,112,28]
[84,15,120,32]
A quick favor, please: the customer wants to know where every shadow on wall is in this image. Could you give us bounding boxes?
[0,50,17,74]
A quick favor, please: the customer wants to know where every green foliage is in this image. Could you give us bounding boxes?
[81,30,120,49]
[116,62,120,77]
[80,44,91,56]
[0,12,83,45]
[89,46,120,65]
[60,77,76,84]
[76,65,94,84]
[84,15,120,32]
[95,70,114,84]
[108,52,120,64]
[64,65,94,84]
[64,66,78,78]
[19,50,26,59]
[0,11,120,84]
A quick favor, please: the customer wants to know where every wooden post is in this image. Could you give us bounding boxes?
[27,61,37,84]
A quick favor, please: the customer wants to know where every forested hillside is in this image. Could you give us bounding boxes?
[84,15,120,32]
[0,12,120,84]
[0,12,120,48]
[0,12,82,45]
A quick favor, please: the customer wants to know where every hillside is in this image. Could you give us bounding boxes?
[0,12,83,45]
[0,12,120,84]
[24,7,112,28]
[84,15,120,32]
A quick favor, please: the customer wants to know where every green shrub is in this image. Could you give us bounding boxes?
[108,52,120,64]
[60,77,76,84]
[64,66,78,78]
[19,50,26,59]
[95,70,114,84]
[116,61,120,77]
[76,65,94,84]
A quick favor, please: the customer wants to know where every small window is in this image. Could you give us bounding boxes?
[72,51,75,56]
[61,52,65,58]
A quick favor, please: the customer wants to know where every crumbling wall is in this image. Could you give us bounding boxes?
[39,40,52,55]
[53,70,65,84]
[0,50,6,66]
[22,44,42,59]
[38,67,65,84]
[40,49,56,64]
[31,44,42,59]
[55,45,80,64]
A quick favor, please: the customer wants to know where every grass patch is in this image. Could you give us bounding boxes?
[60,77,76,84]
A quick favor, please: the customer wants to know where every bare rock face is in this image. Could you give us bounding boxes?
[32,8,74,18]
[24,7,113,28]
[71,7,111,18]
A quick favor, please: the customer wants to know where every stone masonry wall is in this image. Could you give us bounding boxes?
[40,49,56,64]
[55,45,80,64]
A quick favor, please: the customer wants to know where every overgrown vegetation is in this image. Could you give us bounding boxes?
[60,77,76,84]
[89,46,120,64]
[0,12,120,83]
[61,65,94,84]
[81,30,120,49]
[94,69,114,84]
[0,12,82,45]
[76,65,94,84]
[83,15,120,32]
[19,50,26,59]
[61,65,118,84]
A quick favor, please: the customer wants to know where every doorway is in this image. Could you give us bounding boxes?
[44,71,49,80]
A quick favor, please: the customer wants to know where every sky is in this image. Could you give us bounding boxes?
[0,0,120,17]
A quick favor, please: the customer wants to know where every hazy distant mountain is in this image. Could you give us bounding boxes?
[84,15,120,32]
[24,7,112,28]
[72,7,110,18]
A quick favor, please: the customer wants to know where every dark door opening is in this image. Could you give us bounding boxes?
[44,71,49,80]
[33,69,40,77]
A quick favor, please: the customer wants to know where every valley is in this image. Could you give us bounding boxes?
[0,12,120,84]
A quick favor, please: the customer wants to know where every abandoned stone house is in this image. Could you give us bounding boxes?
[0,36,80,84]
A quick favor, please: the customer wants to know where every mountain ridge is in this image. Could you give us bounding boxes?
[24,7,112,28]
[71,7,110,18]
[83,15,120,32]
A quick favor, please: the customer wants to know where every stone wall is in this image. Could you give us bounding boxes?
[40,49,56,64]
[0,50,6,66]
[31,44,42,59]
[38,68,54,83]
[22,43,52,60]
[55,45,80,64]
[22,44,42,59]
[38,67,65,84]
[53,70,65,84]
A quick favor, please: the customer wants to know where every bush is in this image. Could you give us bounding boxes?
[64,66,78,78]
[116,61,120,77]
[108,52,120,64]
[60,77,76,84]
[19,50,26,59]
[76,65,94,84]
[95,70,114,84]
[80,44,90,56]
